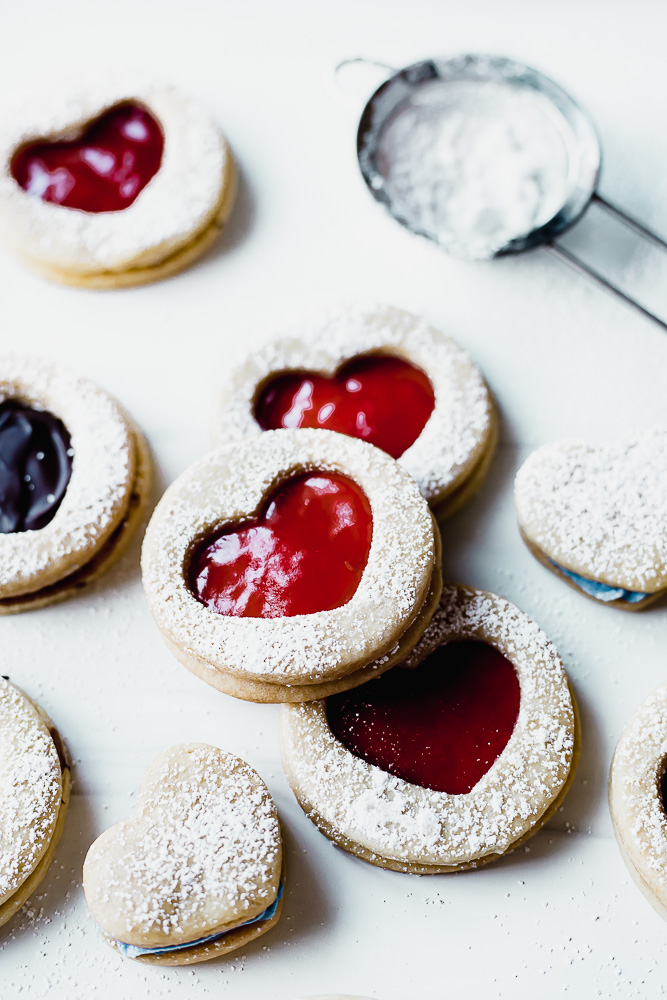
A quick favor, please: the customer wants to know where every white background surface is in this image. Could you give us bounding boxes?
[2,1,667,997]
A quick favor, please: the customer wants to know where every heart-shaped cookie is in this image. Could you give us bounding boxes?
[216,305,496,519]
[0,77,237,288]
[83,744,283,966]
[142,428,441,703]
[281,584,578,873]
[190,472,372,617]
[0,356,151,614]
[11,103,163,213]
[609,684,667,921]
[0,677,70,929]
[515,430,667,610]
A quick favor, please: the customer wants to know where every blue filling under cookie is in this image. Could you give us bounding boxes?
[550,561,651,605]
[115,880,283,959]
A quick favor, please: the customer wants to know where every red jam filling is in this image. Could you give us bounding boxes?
[11,103,163,213]
[254,355,435,459]
[189,472,373,618]
[327,641,520,794]
[660,770,667,815]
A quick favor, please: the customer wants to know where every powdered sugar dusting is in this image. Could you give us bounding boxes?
[515,431,667,591]
[0,356,135,598]
[142,428,435,684]
[83,745,281,947]
[610,684,667,895]
[216,305,493,507]
[0,75,228,273]
[281,585,575,866]
[0,679,62,905]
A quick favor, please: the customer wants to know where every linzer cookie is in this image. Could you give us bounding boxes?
[142,428,441,703]
[83,744,283,965]
[609,684,667,920]
[215,305,496,519]
[515,431,667,610]
[0,77,236,287]
[281,584,577,872]
[0,356,150,613]
[0,677,70,929]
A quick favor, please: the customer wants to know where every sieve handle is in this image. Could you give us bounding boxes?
[333,57,397,106]
[548,197,667,333]
[592,194,667,252]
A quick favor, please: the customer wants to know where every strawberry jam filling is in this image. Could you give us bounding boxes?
[11,103,163,213]
[327,640,520,794]
[254,355,435,459]
[189,472,373,618]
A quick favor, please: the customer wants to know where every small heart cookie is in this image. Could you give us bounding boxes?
[515,431,667,610]
[0,357,151,613]
[281,584,578,873]
[142,428,442,703]
[0,76,236,288]
[0,677,70,929]
[609,684,667,920]
[215,305,496,520]
[83,744,283,965]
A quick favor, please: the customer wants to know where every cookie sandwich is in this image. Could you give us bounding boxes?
[0,357,150,613]
[216,305,496,520]
[142,428,442,702]
[515,431,667,610]
[0,677,70,928]
[610,683,667,920]
[281,584,578,872]
[0,76,236,287]
[83,744,283,965]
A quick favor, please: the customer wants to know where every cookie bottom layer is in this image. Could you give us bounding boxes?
[432,401,498,522]
[519,529,665,613]
[285,685,580,874]
[116,860,285,967]
[0,427,151,614]
[9,155,237,290]
[0,709,70,929]
[162,522,443,704]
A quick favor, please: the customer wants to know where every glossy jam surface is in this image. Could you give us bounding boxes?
[0,401,72,533]
[327,640,520,794]
[254,355,435,459]
[189,473,373,618]
[11,103,163,213]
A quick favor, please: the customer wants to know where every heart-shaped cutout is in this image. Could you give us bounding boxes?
[11,103,163,213]
[188,471,373,618]
[254,354,435,459]
[83,744,282,956]
[327,640,520,794]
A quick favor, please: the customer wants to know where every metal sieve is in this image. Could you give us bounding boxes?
[339,54,667,332]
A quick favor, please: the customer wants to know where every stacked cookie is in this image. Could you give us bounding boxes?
[140,304,579,879]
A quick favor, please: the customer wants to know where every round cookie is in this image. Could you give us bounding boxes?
[0,356,151,613]
[142,428,441,703]
[83,744,283,965]
[281,584,578,872]
[215,304,496,520]
[515,431,667,610]
[0,677,70,929]
[609,683,667,920]
[0,76,236,288]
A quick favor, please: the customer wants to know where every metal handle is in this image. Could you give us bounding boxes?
[548,195,667,333]
[333,57,397,107]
